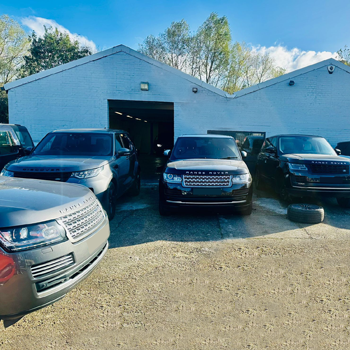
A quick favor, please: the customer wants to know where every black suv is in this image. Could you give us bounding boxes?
[255,134,350,207]
[0,124,34,171]
[1,129,140,219]
[159,135,253,215]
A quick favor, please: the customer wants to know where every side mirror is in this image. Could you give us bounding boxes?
[24,147,33,155]
[265,146,276,154]
[118,148,131,157]
[335,148,341,155]
[164,149,171,157]
[241,150,248,158]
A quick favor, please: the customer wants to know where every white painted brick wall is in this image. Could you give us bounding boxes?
[8,52,350,146]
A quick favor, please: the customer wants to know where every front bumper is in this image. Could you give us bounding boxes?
[288,174,350,198]
[160,181,253,209]
[0,216,110,320]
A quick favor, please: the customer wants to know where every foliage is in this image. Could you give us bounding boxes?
[337,46,350,66]
[0,15,29,123]
[21,27,92,77]
[139,13,285,93]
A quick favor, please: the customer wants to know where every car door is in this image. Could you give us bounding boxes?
[120,133,135,188]
[0,130,20,171]
[111,133,130,195]
[265,137,279,182]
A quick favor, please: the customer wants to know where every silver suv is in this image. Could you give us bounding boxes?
[1,129,141,220]
[0,177,110,326]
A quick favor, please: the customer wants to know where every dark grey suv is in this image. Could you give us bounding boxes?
[0,129,141,219]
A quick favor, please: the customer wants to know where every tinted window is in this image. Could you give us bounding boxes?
[279,136,336,155]
[34,133,113,156]
[170,137,240,160]
[14,127,33,148]
[121,134,134,151]
[0,131,17,155]
[115,134,123,152]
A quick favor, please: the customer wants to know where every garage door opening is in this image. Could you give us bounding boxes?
[108,100,174,181]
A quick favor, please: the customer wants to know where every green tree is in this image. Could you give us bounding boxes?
[21,27,92,77]
[337,46,350,66]
[139,13,285,93]
[0,15,29,123]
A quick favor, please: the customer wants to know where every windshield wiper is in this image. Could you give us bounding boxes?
[221,156,238,159]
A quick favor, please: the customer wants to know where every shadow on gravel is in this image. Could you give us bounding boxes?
[105,184,350,249]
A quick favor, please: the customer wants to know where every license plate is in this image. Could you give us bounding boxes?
[193,188,222,196]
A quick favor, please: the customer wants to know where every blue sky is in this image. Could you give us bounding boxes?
[1,0,350,71]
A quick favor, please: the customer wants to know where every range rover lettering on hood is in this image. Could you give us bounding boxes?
[59,195,95,215]
[185,171,229,175]
[311,161,348,165]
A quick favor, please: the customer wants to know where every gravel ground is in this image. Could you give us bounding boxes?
[2,186,350,349]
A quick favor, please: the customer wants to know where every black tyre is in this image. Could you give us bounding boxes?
[159,197,171,216]
[239,201,253,216]
[337,197,350,208]
[254,168,265,190]
[277,174,292,203]
[129,172,141,196]
[287,204,324,224]
[107,182,117,221]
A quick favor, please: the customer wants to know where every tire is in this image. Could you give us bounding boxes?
[107,182,117,221]
[337,197,350,208]
[277,174,292,203]
[159,197,171,216]
[254,168,265,190]
[129,172,141,196]
[239,201,253,216]
[287,204,324,224]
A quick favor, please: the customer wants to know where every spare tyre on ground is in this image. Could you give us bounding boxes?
[287,204,324,224]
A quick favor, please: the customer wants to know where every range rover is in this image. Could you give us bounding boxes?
[159,135,253,215]
[0,177,109,326]
[255,134,350,206]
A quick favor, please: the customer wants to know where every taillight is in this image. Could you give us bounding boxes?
[0,253,15,283]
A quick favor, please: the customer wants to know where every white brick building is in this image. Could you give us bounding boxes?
[4,45,350,150]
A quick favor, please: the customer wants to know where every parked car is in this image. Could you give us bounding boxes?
[0,129,141,220]
[255,134,350,206]
[240,135,265,174]
[336,141,350,157]
[0,177,109,325]
[159,135,253,215]
[0,124,34,172]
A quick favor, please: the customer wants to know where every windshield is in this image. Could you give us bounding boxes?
[170,137,240,160]
[34,133,113,156]
[279,136,336,155]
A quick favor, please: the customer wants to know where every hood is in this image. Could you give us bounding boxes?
[166,159,248,174]
[5,155,110,172]
[0,177,95,228]
[280,154,350,164]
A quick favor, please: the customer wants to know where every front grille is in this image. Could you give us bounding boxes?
[31,254,74,279]
[13,171,72,182]
[59,198,105,242]
[310,163,349,174]
[183,175,231,187]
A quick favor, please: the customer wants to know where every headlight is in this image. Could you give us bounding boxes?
[0,221,66,252]
[71,166,104,179]
[232,174,252,184]
[288,163,308,171]
[0,169,14,177]
[157,144,162,148]
[163,173,182,183]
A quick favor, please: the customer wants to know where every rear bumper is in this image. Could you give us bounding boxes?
[0,216,110,320]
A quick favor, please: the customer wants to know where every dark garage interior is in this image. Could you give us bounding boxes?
[108,100,174,181]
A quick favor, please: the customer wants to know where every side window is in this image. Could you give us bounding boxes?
[242,138,250,151]
[126,135,134,151]
[115,134,123,152]
[121,134,134,151]
[0,131,17,155]
[270,137,277,149]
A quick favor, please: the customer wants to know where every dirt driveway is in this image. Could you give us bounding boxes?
[2,186,350,349]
